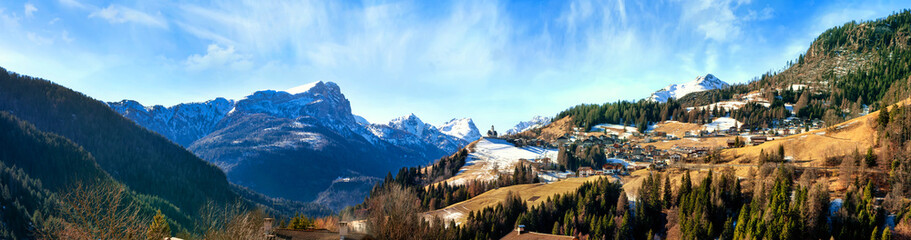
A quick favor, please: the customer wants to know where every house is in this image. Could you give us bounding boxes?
[602,163,624,174]
[578,167,595,177]
[750,136,767,145]
[727,139,737,148]
[653,131,667,137]
[556,136,569,145]
[501,225,578,240]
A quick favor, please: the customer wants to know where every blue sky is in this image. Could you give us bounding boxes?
[0,0,908,130]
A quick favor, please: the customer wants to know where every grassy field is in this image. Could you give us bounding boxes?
[650,121,704,137]
[721,110,879,167]
[642,136,733,150]
[423,175,610,224]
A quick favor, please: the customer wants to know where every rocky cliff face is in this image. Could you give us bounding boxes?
[108,98,234,146]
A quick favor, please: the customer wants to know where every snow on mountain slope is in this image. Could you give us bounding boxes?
[439,118,481,142]
[374,114,467,156]
[388,114,432,138]
[108,98,234,146]
[648,74,730,102]
[354,115,370,125]
[505,116,552,135]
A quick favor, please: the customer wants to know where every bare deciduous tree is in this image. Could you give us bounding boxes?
[366,185,425,240]
[200,201,267,240]
[38,182,147,240]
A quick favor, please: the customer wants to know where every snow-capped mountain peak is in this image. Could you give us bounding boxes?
[648,74,729,102]
[439,118,481,142]
[506,116,552,135]
[388,113,432,137]
[233,81,352,123]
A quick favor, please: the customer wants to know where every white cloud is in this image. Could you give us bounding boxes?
[24,3,37,17]
[677,0,774,42]
[89,5,168,29]
[26,32,53,45]
[184,44,252,71]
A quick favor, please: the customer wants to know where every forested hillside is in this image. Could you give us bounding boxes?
[0,67,335,238]
[0,111,192,238]
[0,66,242,221]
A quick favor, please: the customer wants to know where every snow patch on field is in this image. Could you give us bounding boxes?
[591,123,638,133]
[703,117,742,132]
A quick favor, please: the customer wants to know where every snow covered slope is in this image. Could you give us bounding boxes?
[648,74,730,102]
[448,138,558,186]
[108,98,234,147]
[505,116,552,135]
[439,118,481,142]
[703,117,743,132]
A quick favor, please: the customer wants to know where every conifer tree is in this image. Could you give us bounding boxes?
[147,210,170,240]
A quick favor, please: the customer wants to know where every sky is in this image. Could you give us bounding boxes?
[0,0,908,131]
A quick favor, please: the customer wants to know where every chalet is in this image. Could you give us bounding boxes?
[750,136,768,145]
[669,153,683,163]
[582,138,594,146]
[649,162,667,170]
[602,163,624,174]
[578,167,595,177]
[727,139,737,148]
[501,225,578,240]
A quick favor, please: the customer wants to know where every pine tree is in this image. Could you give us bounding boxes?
[147,210,171,240]
[865,147,877,167]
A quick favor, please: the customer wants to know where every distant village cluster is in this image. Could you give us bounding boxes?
[502,117,829,181]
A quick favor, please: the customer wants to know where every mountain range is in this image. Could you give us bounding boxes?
[648,74,730,102]
[108,81,480,209]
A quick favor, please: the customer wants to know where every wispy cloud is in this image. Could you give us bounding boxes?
[0,0,907,130]
[184,44,251,71]
[89,4,168,29]
[24,3,37,17]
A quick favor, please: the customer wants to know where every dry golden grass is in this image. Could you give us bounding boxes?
[537,117,574,142]
[650,121,705,137]
[423,175,609,224]
[642,136,733,150]
[721,111,879,167]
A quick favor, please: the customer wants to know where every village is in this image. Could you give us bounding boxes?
[500,116,828,181]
